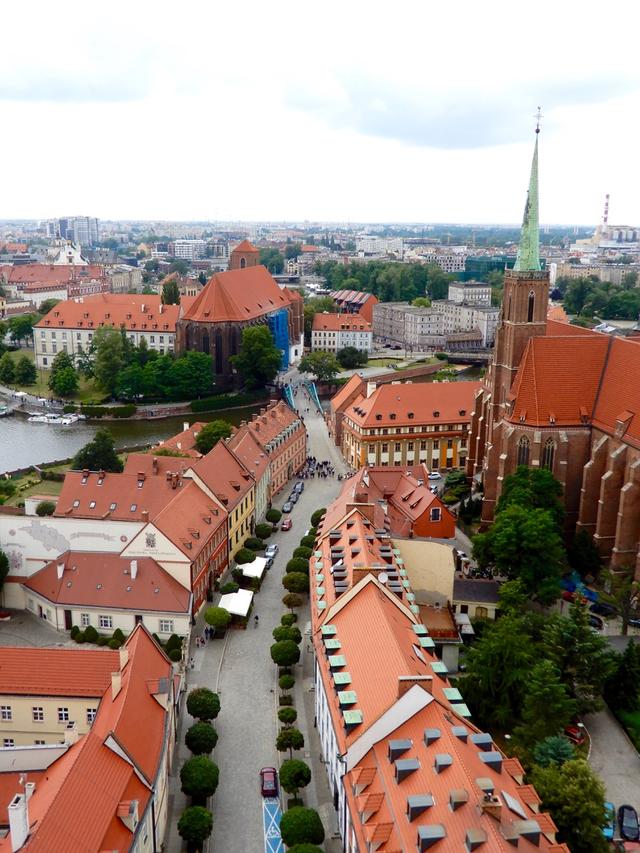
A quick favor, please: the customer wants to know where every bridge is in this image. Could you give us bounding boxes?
[282,380,323,415]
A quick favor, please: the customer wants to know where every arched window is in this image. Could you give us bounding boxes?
[542,438,555,471]
[506,294,512,321]
[527,291,535,322]
[517,436,530,466]
[240,257,246,269]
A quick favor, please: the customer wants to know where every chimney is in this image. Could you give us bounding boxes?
[141,510,149,523]
[159,302,164,314]
[183,421,189,432]
[112,671,122,699]
[171,473,178,489]
[141,303,146,313]
[56,562,65,580]
[119,646,129,669]
[137,472,145,482]
[480,793,503,821]
[130,560,138,580]
[366,381,377,398]
[152,457,159,475]
[8,793,29,852]
[398,675,433,699]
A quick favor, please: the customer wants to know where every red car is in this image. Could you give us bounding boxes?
[564,724,586,745]
[260,766,279,798]
[561,590,575,602]
[281,518,292,531]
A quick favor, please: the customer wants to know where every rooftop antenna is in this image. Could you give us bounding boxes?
[603,193,610,228]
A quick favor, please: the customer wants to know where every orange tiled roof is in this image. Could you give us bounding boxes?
[227,426,270,482]
[232,239,258,253]
[0,647,118,697]
[243,400,303,451]
[9,263,104,285]
[312,312,372,332]
[24,551,191,614]
[182,265,291,323]
[330,373,365,414]
[35,293,183,332]
[546,317,598,337]
[190,440,254,510]
[155,421,207,458]
[592,336,640,444]
[347,380,480,428]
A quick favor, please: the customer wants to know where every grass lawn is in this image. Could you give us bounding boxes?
[616,709,640,751]
[5,349,99,403]
[366,357,403,368]
[4,477,64,506]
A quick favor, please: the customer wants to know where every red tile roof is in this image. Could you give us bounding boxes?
[330,373,365,414]
[154,422,207,458]
[34,293,184,332]
[182,265,292,323]
[346,380,480,428]
[232,239,258,253]
[24,551,191,614]
[8,264,104,286]
[227,427,270,483]
[190,440,254,510]
[592,336,640,444]
[0,647,118,697]
[242,400,303,451]
[312,312,372,332]
[546,317,598,337]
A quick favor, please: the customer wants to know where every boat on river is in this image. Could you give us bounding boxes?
[27,412,82,426]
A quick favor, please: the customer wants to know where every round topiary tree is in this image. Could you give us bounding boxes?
[75,631,86,643]
[283,593,303,613]
[205,607,231,635]
[112,628,125,643]
[35,500,56,517]
[107,637,120,649]
[307,526,317,537]
[177,806,213,848]
[244,537,264,551]
[293,546,313,560]
[220,582,239,595]
[278,706,298,726]
[300,535,316,549]
[180,755,220,802]
[281,613,297,627]
[168,647,182,662]
[165,633,182,653]
[185,722,218,755]
[271,640,301,668]
[283,573,310,595]
[286,558,309,574]
[186,687,221,721]
[279,807,325,847]
[272,625,302,644]
[276,726,304,759]
[255,522,272,540]
[83,625,99,644]
[310,509,326,527]
[234,547,256,564]
[266,508,282,525]
[70,625,80,639]
[279,674,295,692]
[279,758,311,801]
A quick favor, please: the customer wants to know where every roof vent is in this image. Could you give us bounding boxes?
[417,824,446,850]
[433,753,452,774]
[394,758,420,783]
[479,752,503,773]
[510,819,541,845]
[423,728,440,747]
[470,732,493,752]
[451,726,468,742]
[388,739,412,762]
[465,828,488,850]
[407,794,434,822]
[449,788,469,811]
[475,777,495,795]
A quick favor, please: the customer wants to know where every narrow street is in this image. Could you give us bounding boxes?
[165,381,346,852]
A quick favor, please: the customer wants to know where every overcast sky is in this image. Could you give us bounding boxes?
[2,0,639,225]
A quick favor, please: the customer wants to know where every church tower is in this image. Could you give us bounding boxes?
[228,239,260,271]
[490,123,549,425]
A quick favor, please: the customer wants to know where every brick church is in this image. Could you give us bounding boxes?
[177,240,304,387]
[468,130,640,576]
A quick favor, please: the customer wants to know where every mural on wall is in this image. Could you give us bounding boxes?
[18,520,70,554]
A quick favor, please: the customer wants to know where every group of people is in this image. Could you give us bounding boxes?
[300,455,336,479]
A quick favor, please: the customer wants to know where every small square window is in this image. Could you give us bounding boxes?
[3,739,14,748]
[80,613,90,627]
[109,502,117,511]
[1,706,12,721]
[34,739,45,745]
[32,707,44,722]
[86,708,97,724]
[58,707,69,722]
[99,615,113,629]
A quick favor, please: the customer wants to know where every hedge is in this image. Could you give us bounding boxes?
[80,403,137,419]
[191,390,267,413]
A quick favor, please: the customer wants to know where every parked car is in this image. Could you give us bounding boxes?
[619,804,639,841]
[265,557,274,570]
[590,602,618,618]
[564,724,586,745]
[629,616,640,628]
[427,472,442,481]
[281,518,292,531]
[282,502,293,513]
[603,801,615,841]
[561,590,576,603]
[588,613,604,630]
[260,766,279,798]
[289,493,299,504]
[429,485,438,494]
[265,544,279,559]
[294,481,304,493]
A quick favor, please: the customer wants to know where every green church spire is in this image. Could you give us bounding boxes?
[514,115,541,272]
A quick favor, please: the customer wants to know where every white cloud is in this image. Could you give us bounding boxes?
[1,0,639,223]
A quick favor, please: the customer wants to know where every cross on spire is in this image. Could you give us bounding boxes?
[514,121,541,272]
[535,106,543,134]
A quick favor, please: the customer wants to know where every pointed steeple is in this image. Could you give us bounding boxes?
[514,121,541,272]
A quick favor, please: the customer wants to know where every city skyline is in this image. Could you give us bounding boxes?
[1,0,639,224]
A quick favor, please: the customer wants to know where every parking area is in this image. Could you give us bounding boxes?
[0,608,76,648]
[262,798,284,853]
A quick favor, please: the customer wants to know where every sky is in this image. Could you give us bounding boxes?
[2,0,639,225]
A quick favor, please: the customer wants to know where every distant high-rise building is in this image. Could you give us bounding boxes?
[52,216,100,247]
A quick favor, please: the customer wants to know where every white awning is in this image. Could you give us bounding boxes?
[218,589,254,617]
[241,556,268,579]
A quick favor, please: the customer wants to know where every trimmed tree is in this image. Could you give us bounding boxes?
[300,535,316,549]
[180,756,220,801]
[266,508,282,525]
[279,807,325,847]
[186,688,221,722]
[255,522,272,540]
[283,593,303,613]
[276,726,304,759]
[185,722,218,755]
[280,758,311,802]
[293,547,313,560]
[273,625,302,644]
[205,607,231,634]
[283,573,310,595]
[278,707,298,726]
[177,806,213,847]
[234,547,255,565]
[245,537,265,551]
[271,640,301,668]
[281,613,297,627]
[286,558,309,574]
[310,509,326,527]
[279,674,295,692]
[35,500,56,516]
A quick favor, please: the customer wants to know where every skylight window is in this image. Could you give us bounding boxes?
[89,501,96,509]
[412,644,426,664]
[72,500,80,508]
[109,503,117,511]
[130,504,137,512]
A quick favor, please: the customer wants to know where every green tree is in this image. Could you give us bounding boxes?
[180,755,220,801]
[283,573,310,594]
[472,505,564,604]
[161,277,180,304]
[310,508,326,526]
[605,640,640,712]
[186,688,221,721]
[195,420,232,454]
[336,346,368,369]
[531,760,609,853]
[513,660,576,749]
[255,522,273,540]
[185,722,218,755]
[425,263,454,300]
[50,366,78,397]
[93,326,125,395]
[542,601,615,714]
[37,298,61,316]
[8,315,36,345]
[48,350,74,391]
[496,465,564,530]
[279,759,311,800]
[35,500,56,517]
[285,243,303,260]
[14,355,36,385]
[459,614,534,728]
[170,259,189,275]
[204,607,231,633]
[0,549,8,595]
[286,558,309,574]
[259,247,285,273]
[234,547,255,564]
[532,735,576,768]
[293,547,313,560]
[271,640,301,668]
[266,508,282,525]
[198,271,208,286]
[276,726,304,759]
[299,351,340,382]
[177,806,213,847]
[72,428,123,472]
[412,296,431,307]
[567,529,602,578]
[279,673,295,692]
[278,707,298,726]
[272,625,302,644]
[0,352,15,384]
[602,570,638,635]
[231,325,282,390]
[115,364,145,400]
[279,807,325,848]
[168,351,213,399]
[283,592,303,612]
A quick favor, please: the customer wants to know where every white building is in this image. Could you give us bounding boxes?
[430,300,499,347]
[355,235,404,256]
[447,281,491,305]
[311,313,373,353]
[419,249,467,273]
[172,239,208,261]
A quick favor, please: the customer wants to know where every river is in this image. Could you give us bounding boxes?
[0,406,264,474]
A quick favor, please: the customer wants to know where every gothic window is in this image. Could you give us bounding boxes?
[506,294,511,321]
[240,257,246,269]
[516,436,530,466]
[202,331,210,354]
[542,438,555,471]
[527,291,535,322]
